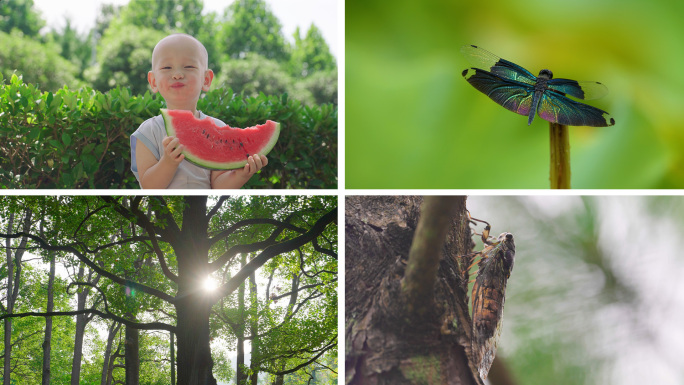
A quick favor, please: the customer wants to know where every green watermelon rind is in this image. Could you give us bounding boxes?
[161,109,281,170]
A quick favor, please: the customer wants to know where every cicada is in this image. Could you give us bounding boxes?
[467,214,515,380]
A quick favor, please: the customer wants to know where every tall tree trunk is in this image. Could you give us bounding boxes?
[71,265,89,385]
[346,196,480,385]
[42,251,55,385]
[235,253,247,385]
[3,212,15,385]
[270,272,301,385]
[101,321,121,385]
[170,331,176,385]
[125,322,140,385]
[174,196,217,385]
[248,271,259,385]
[175,295,214,385]
[3,209,32,385]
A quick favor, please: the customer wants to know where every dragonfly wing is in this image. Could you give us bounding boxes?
[463,68,534,117]
[461,45,537,86]
[547,78,608,100]
[538,92,615,127]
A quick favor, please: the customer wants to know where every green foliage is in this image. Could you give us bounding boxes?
[43,19,94,80]
[0,0,44,37]
[217,53,294,100]
[220,0,289,61]
[119,0,205,36]
[86,23,166,95]
[290,25,337,78]
[0,29,82,92]
[1,196,337,383]
[0,263,75,384]
[217,54,338,106]
[0,75,337,189]
[297,69,338,106]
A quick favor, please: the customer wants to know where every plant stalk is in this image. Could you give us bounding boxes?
[549,122,570,189]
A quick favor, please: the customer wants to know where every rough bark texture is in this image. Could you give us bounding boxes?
[345,196,479,385]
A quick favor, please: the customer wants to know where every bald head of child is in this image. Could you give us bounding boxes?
[148,34,213,112]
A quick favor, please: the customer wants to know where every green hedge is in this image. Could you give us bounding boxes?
[0,74,337,189]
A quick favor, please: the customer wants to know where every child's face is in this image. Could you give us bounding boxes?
[148,35,213,112]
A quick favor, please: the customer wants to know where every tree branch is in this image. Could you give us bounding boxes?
[259,337,337,376]
[401,196,460,319]
[0,309,176,332]
[207,196,229,220]
[211,208,337,304]
[100,196,179,284]
[0,231,176,304]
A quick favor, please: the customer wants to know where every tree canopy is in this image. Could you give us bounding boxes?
[1,195,337,384]
[1,0,337,105]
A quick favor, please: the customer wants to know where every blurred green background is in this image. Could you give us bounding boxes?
[466,196,684,385]
[346,0,684,188]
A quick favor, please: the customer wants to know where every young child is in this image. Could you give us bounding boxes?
[130,33,268,188]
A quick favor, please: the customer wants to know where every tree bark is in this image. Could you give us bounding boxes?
[42,250,55,385]
[101,321,122,385]
[175,294,214,385]
[71,265,92,385]
[125,322,140,385]
[248,271,259,385]
[170,330,176,385]
[174,196,217,385]
[345,196,480,385]
[3,209,32,385]
[3,212,15,385]
[235,253,247,385]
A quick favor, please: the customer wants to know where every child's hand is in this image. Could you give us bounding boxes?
[160,136,185,166]
[237,154,268,177]
[209,154,268,189]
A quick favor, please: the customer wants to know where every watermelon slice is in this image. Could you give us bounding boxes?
[161,109,280,170]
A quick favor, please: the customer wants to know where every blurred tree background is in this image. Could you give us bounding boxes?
[346,0,684,188]
[0,0,337,106]
[464,195,684,385]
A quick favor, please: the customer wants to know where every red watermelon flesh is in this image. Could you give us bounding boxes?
[161,109,280,170]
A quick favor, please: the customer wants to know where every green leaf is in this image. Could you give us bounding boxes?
[61,133,71,146]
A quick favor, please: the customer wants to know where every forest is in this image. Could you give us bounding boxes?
[0,0,337,106]
[0,196,338,384]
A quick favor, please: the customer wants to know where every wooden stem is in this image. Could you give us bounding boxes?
[401,196,460,319]
[549,122,571,189]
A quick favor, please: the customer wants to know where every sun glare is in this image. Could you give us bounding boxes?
[203,276,218,292]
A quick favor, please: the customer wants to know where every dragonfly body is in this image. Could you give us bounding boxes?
[461,45,615,127]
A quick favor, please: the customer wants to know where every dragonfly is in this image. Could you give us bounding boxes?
[461,45,615,127]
